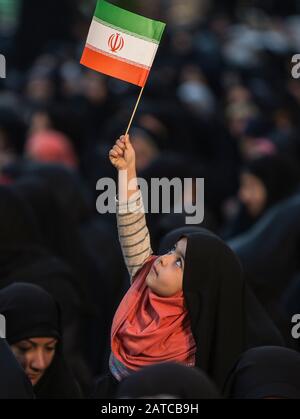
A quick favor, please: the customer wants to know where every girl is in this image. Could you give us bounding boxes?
[0,282,81,398]
[95,135,284,398]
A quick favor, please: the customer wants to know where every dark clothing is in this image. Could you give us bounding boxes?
[229,194,300,306]
[0,338,35,399]
[158,226,204,255]
[222,155,300,240]
[116,362,221,399]
[0,282,60,345]
[224,346,300,399]
[92,373,119,399]
[0,180,99,385]
[0,282,81,399]
[160,227,284,390]
[244,155,300,210]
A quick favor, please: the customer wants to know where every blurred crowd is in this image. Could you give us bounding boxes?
[1,0,300,399]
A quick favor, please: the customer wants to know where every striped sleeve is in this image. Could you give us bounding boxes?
[116,189,153,282]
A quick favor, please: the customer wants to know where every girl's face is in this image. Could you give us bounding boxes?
[11,337,57,386]
[146,237,187,297]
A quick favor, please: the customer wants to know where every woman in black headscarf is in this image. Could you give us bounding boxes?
[0,282,81,398]
[116,362,221,399]
[0,338,35,399]
[224,346,300,399]
[159,227,284,389]
[222,154,300,240]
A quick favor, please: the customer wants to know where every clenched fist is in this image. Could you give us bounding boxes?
[109,135,136,171]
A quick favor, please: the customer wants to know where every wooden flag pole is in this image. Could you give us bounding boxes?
[125,87,144,135]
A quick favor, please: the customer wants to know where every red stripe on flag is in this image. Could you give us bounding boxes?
[80,46,150,87]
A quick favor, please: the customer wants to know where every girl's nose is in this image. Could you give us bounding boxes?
[160,254,171,266]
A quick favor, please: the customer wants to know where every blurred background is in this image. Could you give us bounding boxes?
[1,0,300,394]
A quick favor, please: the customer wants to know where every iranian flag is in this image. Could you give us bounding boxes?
[80,0,166,87]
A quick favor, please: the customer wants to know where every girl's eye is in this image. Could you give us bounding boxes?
[175,258,182,268]
[46,347,56,353]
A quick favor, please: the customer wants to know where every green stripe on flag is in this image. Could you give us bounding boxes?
[94,0,165,43]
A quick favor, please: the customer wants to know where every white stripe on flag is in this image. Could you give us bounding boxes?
[86,19,158,69]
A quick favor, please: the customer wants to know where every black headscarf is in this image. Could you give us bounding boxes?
[0,338,35,399]
[243,155,299,210]
[116,362,221,399]
[228,193,300,305]
[224,346,300,399]
[0,283,60,344]
[158,226,203,255]
[159,227,284,390]
[0,283,81,399]
[222,155,300,240]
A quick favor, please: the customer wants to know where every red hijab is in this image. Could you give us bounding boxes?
[111,255,196,371]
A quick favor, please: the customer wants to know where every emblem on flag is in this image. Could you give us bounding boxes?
[108,33,125,53]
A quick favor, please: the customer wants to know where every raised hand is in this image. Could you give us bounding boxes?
[109,135,136,171]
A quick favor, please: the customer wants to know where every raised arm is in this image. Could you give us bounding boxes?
[109,135,153,282]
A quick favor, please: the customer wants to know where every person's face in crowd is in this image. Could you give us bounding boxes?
[11,337,58,386]
[28,111,52,137]
[238,172,267,217]
[131,134,159,172]
[225,102,257,139]
[138,114,168,141]
[26,77,54,103]
[146,238,187,297]
[227,112,250,139]
[81,71,107,104]
[170,30,193,55]
[226,85,252,105]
